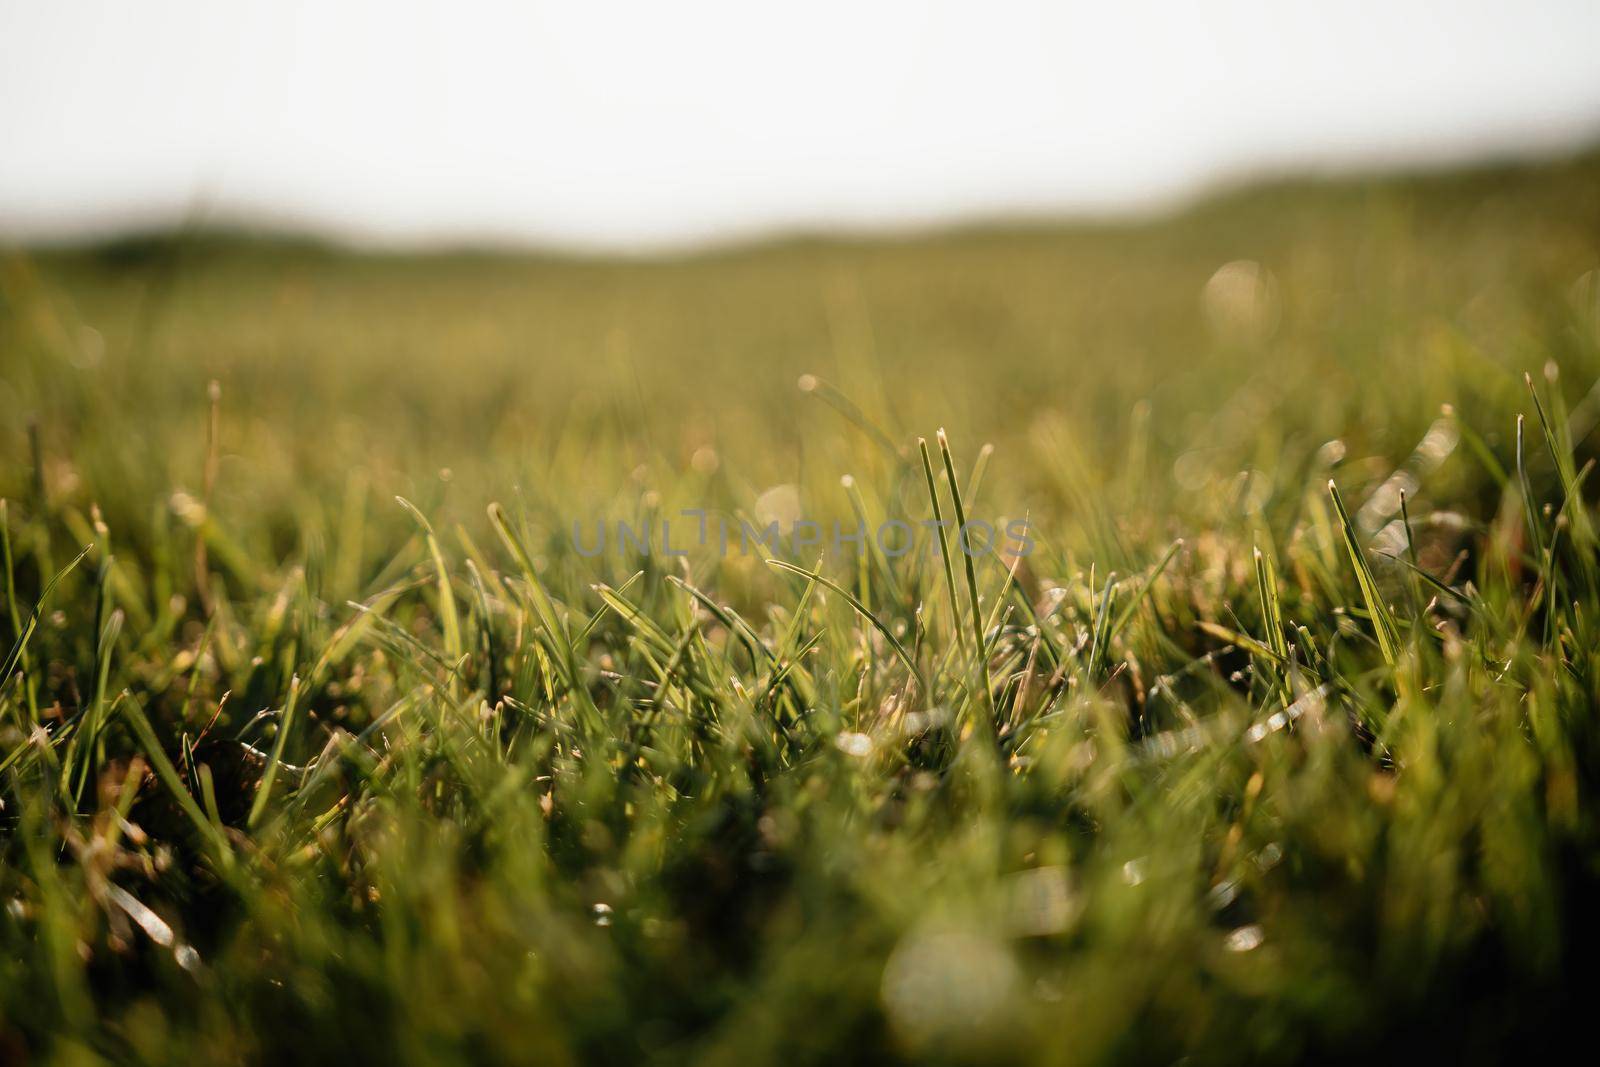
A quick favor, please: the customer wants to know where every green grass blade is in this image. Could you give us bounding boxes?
[1328,480,1400,666]
[766,559,923,693]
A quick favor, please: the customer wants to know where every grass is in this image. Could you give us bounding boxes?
[2,151,1600,1064]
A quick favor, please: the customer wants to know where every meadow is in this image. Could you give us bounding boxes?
[3,151,1600,1064]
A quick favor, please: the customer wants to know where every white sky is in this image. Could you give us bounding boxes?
[2,0,1598,250]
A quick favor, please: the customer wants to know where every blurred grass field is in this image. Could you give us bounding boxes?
[3,152,1600,1064]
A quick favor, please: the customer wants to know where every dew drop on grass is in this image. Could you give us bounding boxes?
[691,446,720,474]
[1225,924,1264,952]
[592,902,613,927]
[835,732,873,757]
[1316,439,1348,468]
[754,484,802,529]
[1202,260,1279,343]
[881,929,1019,1052]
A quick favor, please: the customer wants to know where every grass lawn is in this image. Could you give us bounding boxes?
[3,151,1600,1064]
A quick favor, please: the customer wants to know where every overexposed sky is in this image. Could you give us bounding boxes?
[2,0,1599,250]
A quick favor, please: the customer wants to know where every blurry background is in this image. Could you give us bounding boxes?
[3,0,1600,582]
[3,0,1599,250]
